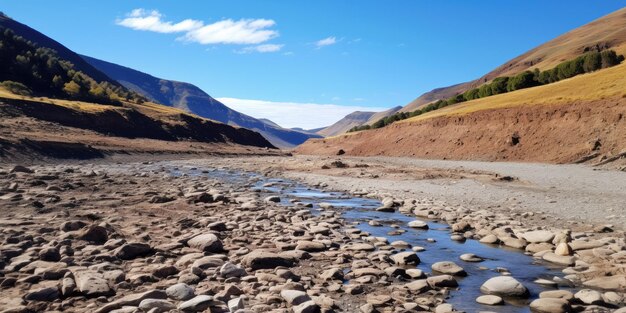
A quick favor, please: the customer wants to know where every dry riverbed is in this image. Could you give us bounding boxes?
[0,156,625,313]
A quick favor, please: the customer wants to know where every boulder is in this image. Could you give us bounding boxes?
[74,270,114,297]
[187,233,223,253]
[522,230,555,243]
[178,295,214,312]
[24,286,59,302]
[476,295,503,305]
[166,283,195,301]
[408,220,429,229]
[138,299,176,313]
[529,298,571,313]
[390,251,420,265]
[431,261,466,276]
[94,289,167,313]
[241,250,295,270]
[78,225,108,244]
[480,276,529,298]
[115,242,152,260]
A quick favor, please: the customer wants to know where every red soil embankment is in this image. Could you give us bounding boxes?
[295,99,626,164]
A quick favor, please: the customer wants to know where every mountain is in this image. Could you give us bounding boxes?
[0,12,117,86]
[295,8,626,165]
[364,106,402,125]
[0,12,275,158]
[317,111,376,137]
[81,56,321,148]
[400,7,626,112]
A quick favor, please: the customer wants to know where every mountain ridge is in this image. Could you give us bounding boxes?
[81,55,321,148]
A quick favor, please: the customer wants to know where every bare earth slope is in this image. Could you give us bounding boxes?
[296,63,626,164]
[401,7,626,112]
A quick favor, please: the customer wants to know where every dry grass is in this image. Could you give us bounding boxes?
[402,62,626,123]
[0,87,228,126]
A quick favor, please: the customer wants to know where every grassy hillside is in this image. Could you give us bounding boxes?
[0,87,275,148]
[402,62,626,124]
[401,7,626,112]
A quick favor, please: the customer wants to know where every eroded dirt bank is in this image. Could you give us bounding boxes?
[295,99,626,165]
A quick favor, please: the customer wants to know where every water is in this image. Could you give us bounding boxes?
[171,165,578,313]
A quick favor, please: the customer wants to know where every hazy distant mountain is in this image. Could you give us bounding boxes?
[316,111,376,137]
[82,56,321,148]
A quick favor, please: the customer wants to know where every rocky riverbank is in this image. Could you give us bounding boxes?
[1,159,625,313]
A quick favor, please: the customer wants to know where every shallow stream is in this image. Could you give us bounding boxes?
[172,165,579,313]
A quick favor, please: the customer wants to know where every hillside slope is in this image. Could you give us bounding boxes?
[317,111,375,137]
[295,62,626,164]
[401,7,626,112]
[0,12,117,86]
[82,56,321,148]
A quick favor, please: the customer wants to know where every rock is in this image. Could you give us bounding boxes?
[476,295,503,305]
[78,225,108,244]
[320,268,344,281]
[426,275,458,288]
[74,270,114,297]
[241,250,295,270]
[138,299,176,313]
[529,298,571,313]
[480,276,529,298]
[24,286,59,301]
[554,242,572,256]
[574,289,604,305]
[38,247,61,262]
[435,303,454,313]
[542,252,575,266]
[405,269,425,279]
[228,297,245,312]
[187,233,223,253]
[539,290,574,300]
[10,165,33,173]
[408,220,429,229]
[178,295,214,312]
[367,294,392,306]
[431,261,466,276]
[502,237,527,249]
[522,230,555,243]
[390,251,420,265]
[460,253,484,262]
[115,242,152,260]
[95,289,167,313]
[264,196,281,203]
[166,283,195,301]
[293,300,321,313]
[583,275,626,290]
[61,220,87,232]
[480,234,499,244]
[220,262,246,278]
[345,243,376,251]
[295,240,327,252]
[153,265,178,278]
[281,289,311,306]
[405,279,431,293]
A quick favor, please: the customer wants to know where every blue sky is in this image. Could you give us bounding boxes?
[2,1,626,128]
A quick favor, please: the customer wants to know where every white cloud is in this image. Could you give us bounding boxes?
[236,44,284,54]
[315,36,337,48]
[117,9,278,46]
[183,19,278,45]
[116,9,203,33]
[217,97,389,129]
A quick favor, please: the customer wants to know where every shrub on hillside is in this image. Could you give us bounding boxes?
[0,80,32,96]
